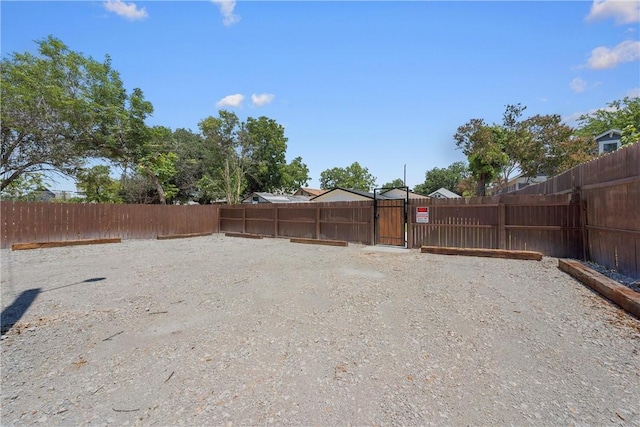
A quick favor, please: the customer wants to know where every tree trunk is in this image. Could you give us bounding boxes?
[476,173,487,197]
[152,174,166,204]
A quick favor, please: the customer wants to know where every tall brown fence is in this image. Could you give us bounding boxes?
[514,142,640,279]
[408,194,582,258]
[219,201,374,245]
[1,202,220,249]
[2,144,637,279]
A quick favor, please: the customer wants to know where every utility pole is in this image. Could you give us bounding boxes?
[403,164,406,187]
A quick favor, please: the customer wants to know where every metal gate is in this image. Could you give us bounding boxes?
[374,187,408,247]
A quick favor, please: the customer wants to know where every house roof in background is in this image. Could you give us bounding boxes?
[428,187,461,198]
[311,187,393,201]
[297,187,326,196]
[244,192,310,203]
[381,188,430,199]
[594,129,622,140]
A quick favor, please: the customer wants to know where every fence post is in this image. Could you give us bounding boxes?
[497,202,506,249]
[407,200,413,249]
[242,205,246,234]
[580,192,590,261]
[315,205,321,239]
[274,206,279,238]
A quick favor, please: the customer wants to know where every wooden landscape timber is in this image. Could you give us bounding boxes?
[224,232,264,239]
[558,259,640,319]
[11,238,121,251]
[290,238,348,247]
[421,246,543,261]
[157,232,212,240]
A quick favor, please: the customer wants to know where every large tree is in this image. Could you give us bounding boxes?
[414,161,469,196]
[454,119,507,196]
[519,114,596,177]
[280,156,310,193]
[199,110,255,204]
[76,165,122,203]
[0,36,141,191]
[319,162,376,191]
[244,116,288,194]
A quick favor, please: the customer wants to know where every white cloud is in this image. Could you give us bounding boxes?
[627,87,640,98]
[251,93,275,107]
[563,106,618,125]
[216,94,245,108]
[586,0,640,24]
[570,77,587,93]
[211,0,240,27]
[586,39,640,69]
[103,0,148,20]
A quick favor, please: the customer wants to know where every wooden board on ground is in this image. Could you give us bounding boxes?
[558,259,640,319]
[157,232,212,240]
[421,246,542,261]
[290,238,348,247]
[224,232,264,239]
[12,238,121,251]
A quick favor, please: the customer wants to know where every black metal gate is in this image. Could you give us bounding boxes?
[374,187,408,247]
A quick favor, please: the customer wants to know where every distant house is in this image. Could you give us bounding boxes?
[496,174,548,194]
[595,129,622,154]
[242,192,310,204]
[311,187,392,202]
[428,187,461,199]
[30,187,56,202]
[294,187,326,198]
[381,188,430,200]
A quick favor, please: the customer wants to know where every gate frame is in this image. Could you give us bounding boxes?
[373,186,409,247]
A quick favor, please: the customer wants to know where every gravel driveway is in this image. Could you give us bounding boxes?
[2,235,639,426]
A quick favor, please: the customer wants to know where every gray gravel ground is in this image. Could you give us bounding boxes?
[1,235,639,426]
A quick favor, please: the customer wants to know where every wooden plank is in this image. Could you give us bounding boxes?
[558,259,640,319]
[420,245,542,260]
[290,238,348,247]
[12,238,121,251]
[224,232,263,239]
[157,232,213,240]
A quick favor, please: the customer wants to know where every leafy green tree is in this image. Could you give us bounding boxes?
[0,173,45,201]
[133,126,179,204]
[0,36,136,191]
[280,156,310,193]
[76,165,122,203]
[172,128,209,203]
[575,97,640,144]
[496,104,530,190]
[199,110,254,204]
[381,178,405,189]
[245,116,288,193]
[454,119,507,196]
[519,114,596,177]
[119,170,157,204]
[319,162,376,191]
[414,161,469,196]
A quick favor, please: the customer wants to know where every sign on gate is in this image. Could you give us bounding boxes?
[416,206,429,223]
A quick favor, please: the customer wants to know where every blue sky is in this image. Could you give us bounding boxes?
[2,0,639,192]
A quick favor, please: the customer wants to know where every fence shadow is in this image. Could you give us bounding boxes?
[41,277,106,293]
[1,288,41,336]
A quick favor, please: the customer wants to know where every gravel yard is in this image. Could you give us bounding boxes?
[1,235,639,426]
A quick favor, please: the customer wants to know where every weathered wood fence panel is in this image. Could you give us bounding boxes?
[408,194,582,258]
[1,202,219,249]
[219,201,374,245]
[514,142,639,278]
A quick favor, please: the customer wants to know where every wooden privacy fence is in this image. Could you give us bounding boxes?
[1,202,220,249]
[515,142,640,279]
[408,194,582,258]
[219,201,374,245]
